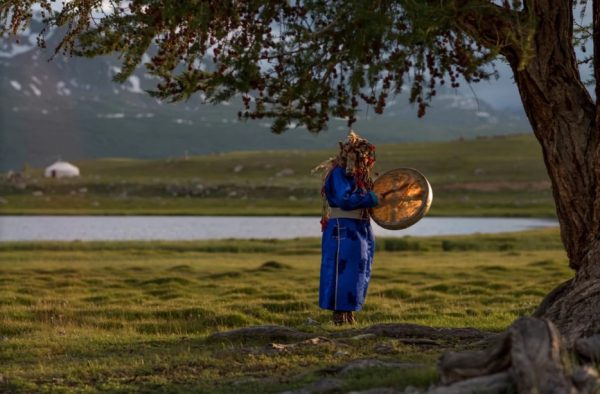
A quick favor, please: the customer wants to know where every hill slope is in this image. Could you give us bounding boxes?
[1,25,531,171]
[0,134,555,217]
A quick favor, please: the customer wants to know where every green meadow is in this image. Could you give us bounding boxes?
[1,229,572,393]
[0,134,555,217]
[0,133,567,392]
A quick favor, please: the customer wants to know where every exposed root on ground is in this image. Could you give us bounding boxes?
[212,318,600,394]
[348,323,494,344]
[436,317,599,394]
[210,322,493,346]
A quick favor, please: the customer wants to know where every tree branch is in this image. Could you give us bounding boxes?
[593,0,600,105]
[450,1,526,62]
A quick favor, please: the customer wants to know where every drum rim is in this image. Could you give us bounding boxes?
[369,167,433,230]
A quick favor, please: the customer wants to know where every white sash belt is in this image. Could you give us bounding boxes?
[329,207,366,220]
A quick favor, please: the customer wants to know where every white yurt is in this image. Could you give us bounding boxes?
[44,161,80,178]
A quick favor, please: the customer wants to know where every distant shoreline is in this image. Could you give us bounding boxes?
[0,134,556,218]
[0,210,557,218]
[0,216,558,243]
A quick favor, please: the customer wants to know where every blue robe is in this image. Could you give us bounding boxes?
[319,166,379,311]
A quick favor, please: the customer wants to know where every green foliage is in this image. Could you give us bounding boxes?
[1,0,527,133]
[441,239,480,251]
[381,238,425,252]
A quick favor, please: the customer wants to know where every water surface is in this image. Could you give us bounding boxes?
[0,216,558,242]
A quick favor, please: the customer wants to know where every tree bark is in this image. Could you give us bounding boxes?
[455,0,600,344]
[506,0,598,271]
[501,0,600,344]
[436,317,599,394]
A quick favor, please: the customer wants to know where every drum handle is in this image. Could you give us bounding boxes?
[380,185,408,199]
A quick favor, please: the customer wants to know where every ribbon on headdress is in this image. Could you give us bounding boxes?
[312,130,376,231]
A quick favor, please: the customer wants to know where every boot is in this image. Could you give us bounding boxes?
[345,311,356,324]
[332,311,347,326]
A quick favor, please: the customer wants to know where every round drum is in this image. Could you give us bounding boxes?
[369,168,433,230]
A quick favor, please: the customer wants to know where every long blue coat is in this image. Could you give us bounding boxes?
[319,166,379,312]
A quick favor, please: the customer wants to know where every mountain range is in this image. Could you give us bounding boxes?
[0,22,532,171]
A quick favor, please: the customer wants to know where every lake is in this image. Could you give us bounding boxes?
[0,216,558,242]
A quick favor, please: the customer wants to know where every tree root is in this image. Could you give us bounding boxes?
[436,317,599,394]
[268,336,334,353]
[534,270,600,346]
[533,278,573,318]
[428,372,512,394]
[210,322,493,345]
[575,335,600,363]
[348,323,494,344]
[438,332,511,385]
[210,319,600,393]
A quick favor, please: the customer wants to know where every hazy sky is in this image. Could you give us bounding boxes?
[456,55,594,111]
[456,61,521,110]
[458,2,593,110]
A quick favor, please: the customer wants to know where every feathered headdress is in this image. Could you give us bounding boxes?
[312,130,376,230]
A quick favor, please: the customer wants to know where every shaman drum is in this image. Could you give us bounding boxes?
[369,168,433,230]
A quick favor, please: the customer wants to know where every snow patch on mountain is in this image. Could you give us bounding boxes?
[174,118,193,125]
[97,113,125,119]
[135,113,154,118]
[126,76,144,94]
[437,94,479,111]
[0,23,54,58]
[0,42,36,58]
[29,84,42,97]
[10,81,22,91]
[56,81,72,96]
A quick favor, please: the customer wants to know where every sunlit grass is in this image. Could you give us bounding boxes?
[0,229,571,392]
[0,134,555,217]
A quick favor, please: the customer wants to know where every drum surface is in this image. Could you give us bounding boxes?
[370,168,433,230]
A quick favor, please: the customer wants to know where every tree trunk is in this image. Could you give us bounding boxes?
[451,0,600,344]
[498,0,600,345]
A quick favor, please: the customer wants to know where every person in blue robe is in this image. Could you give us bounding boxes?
[314,131,379,325]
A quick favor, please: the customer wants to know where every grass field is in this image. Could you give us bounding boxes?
[0,134,555,217]
[0,229,572,393]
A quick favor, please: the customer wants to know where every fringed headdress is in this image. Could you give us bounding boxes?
[312,130,376,230]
